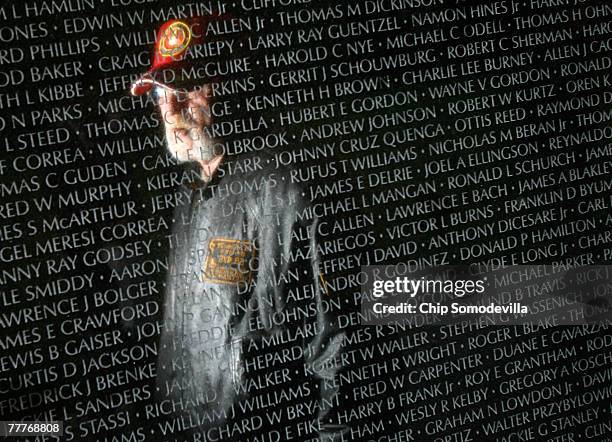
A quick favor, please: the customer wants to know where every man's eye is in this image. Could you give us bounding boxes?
[175,90,190,101]
[154,88,169,102]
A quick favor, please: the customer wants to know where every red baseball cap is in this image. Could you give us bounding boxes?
[130,15,217,96]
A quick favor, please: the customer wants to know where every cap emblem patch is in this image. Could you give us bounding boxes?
[158,21,192,58]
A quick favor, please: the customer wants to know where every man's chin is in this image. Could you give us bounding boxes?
[164,144,195,164]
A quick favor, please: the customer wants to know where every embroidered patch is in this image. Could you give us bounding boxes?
[203,238,256,285]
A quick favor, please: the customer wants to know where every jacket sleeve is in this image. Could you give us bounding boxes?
[279,182,350,441]
[301,212,350,441]
[255,176,350,440]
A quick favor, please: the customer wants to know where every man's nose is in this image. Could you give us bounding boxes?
[159,90,184,113]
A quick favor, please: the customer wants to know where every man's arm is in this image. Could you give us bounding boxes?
[301,213,350,441]
[255,174,350,440]
[275,180,350,441]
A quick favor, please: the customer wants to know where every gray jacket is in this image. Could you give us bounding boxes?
[157,156,347,441]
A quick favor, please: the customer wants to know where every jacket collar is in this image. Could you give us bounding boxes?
[181,156,225,192]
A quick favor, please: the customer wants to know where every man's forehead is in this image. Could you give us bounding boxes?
[154,84,211,98]
[153,66,218,92]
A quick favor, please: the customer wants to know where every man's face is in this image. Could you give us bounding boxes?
[156,84,215,163]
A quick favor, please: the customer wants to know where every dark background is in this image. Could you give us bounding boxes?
[1,0,611,440]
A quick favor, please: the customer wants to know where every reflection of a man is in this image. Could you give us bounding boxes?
[130,15,347,441]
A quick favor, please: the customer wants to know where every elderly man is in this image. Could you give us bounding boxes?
[130,15,347,441]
